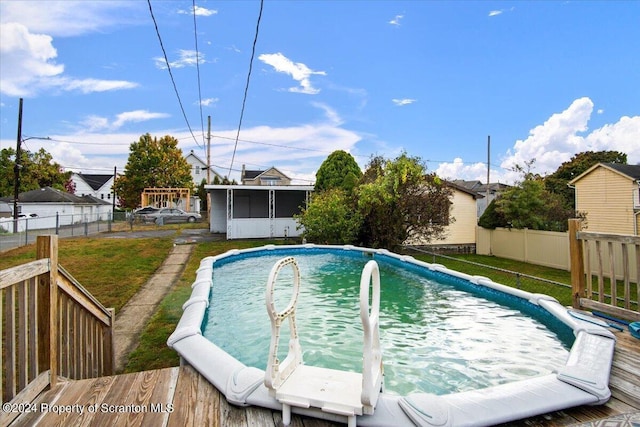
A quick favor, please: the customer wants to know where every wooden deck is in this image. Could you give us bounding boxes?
[7,329,639,427]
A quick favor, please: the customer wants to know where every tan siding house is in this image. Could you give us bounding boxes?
[406,182,481,246]
[241,166,291,186]
[569,163,640,235]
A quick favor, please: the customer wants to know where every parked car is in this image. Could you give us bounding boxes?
[134,206,160,215]
[144,208,201,224]
[133,206,160,222]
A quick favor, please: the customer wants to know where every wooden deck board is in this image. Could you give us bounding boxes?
[9,329,639,427]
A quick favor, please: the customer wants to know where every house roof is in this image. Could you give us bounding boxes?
[0,187,93,204]
[452,180,510,193]
[569,162,640,184]
[185,150,207,166]
[74,173,112,191]
[603,163,640,180]
[82,195,113,205]
[242,166,290,181]
[445,181,484,199]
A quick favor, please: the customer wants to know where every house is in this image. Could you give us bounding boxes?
[241,165,291,186]
[453,180,510,217]
[0,201,11,218]
[405,181,483,249]
[184,149,222,185]
[206,184,312,239]
[0,187,113,232]
[569,162,640,235]
[72,173,116,205]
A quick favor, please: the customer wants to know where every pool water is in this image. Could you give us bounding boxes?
[202,251,571,396]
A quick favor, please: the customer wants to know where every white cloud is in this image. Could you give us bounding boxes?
[0,1,142,37]
[436,158,492,182]
[62,78,138,94]
[258,52,326,95]
[177,6,217,17]
[488,10,503,17]
[597,109,604,114]
[80,110,170,131]
[154,50,206,69]
[389,14,404,26]
[200,98,219,107]
[0,22,64,96]
[435,97,640,184]
[1,104,361,182]
[0,22,137,96]
[392,98,416,106]
[112,110,170,129]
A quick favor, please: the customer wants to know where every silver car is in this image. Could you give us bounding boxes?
[145,208,202,224]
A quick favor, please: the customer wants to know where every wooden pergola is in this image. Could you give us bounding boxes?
[141,187,191,211]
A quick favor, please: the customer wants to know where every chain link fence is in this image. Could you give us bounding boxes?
[0,212,126,252]
[404,245,573,305]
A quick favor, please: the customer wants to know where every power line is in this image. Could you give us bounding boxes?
[147,0,201,148]
[192,0,206,152]
[228,0,264,177]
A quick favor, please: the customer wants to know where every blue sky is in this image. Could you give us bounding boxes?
[1,1,639,185]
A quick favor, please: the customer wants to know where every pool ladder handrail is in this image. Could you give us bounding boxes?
[264,257,383,427]
[264,256,303,391]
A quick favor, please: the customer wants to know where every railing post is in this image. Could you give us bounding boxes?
[569,219,585,309]
[36,235,58,387]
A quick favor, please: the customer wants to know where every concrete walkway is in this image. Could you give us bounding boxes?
[113,243,194,372]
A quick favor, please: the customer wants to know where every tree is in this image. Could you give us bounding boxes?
[296,188,362,244]
[314,150,362,193]
[496,161,574,231]
[0,147,71,197]
[356,153,452,250]
[545,150,627,210]
[113,134,193,209]
[197,179,208,212]
[478,199,508,229]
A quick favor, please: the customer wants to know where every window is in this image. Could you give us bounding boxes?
[196,166,200,175]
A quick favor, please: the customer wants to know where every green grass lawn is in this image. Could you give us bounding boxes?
[410,252,574,306]
[0,235,175,313]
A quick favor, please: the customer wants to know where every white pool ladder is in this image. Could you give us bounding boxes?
[264,257,384,427]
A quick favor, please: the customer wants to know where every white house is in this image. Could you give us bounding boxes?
[72,173,116,206]
[185,150,222,185]
[0,187,112,232]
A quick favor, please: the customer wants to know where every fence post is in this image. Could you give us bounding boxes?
[568,219,585,309]
[36,235,58,387]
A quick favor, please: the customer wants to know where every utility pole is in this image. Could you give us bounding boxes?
[207,116,211,185]
[112,166,117,214]
[206,115,212,222]
[486,135,491,214]
[13,98,23,233]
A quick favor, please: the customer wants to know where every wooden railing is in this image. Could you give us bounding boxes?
[569,219,640,322]
[0,235,114,425]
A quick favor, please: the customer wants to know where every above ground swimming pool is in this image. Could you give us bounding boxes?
[168,244,617,427]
